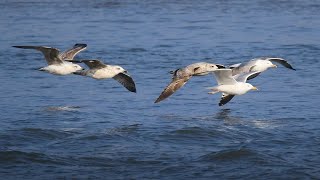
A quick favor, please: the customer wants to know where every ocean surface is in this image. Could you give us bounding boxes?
[0,0,320,179]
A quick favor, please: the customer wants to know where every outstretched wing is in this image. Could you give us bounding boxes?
[80,60,108,69]
[113,72,136,93]
[154,76,191,103]
[219,93,235,106]
[231,60,257,76]
[59,43,87,60]
[268,58,296,70]
[12,45,63,65]
[212,69,237,85]
[234,71,261,82]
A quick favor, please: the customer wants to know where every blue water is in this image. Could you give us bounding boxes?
[0,0,320,179]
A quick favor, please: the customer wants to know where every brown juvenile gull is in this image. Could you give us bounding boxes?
[154,62,225,103]
[73,60,136,93]
[12,44,87,75]
[207,69,260,106]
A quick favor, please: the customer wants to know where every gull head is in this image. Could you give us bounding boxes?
[193,63,222,76]
[114,65,126,74]
[73,64,84,71]
[245,83,258,91]
[252,60,277,72]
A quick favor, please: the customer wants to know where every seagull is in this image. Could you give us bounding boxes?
[73,60,136,93]
[230,57,295,80]
[155,62,225,103]
[217,57,295,105]
[207,69,260,106]
[12,44,87,75]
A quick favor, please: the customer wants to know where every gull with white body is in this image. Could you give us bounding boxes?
[230,57,295,79]
[12,44,87,75]
[73,60,136,93]
[208,69,259,106]
[155,62,225,103]
[217,57,296,105]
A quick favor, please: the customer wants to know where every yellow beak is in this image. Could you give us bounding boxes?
[272,64,277,68]
[251,86,258,90]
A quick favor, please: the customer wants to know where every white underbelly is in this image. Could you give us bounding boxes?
[92,69,116,79]
[217,84,248,95]
[45,64,74,75]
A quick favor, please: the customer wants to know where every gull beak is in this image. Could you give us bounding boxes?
[251,86,258,90]
[272,64,277,68]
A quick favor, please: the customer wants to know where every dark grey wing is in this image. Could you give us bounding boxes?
[12,45,63,65]
[219,93,235,106]
[234,71,261,82]
[154,76,191,103]
[113,72,136,93]
[268,58,296,70]
[81,60,108,69]
[59,43,87,60]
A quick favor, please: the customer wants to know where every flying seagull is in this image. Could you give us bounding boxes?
[12,44,87,75]
[230,57,295,80]
[73,60,136,93]
[207,69,260,106]
[155,62,225,103]
[217,57,295,105]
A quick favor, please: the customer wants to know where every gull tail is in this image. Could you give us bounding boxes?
[207,86,219,95]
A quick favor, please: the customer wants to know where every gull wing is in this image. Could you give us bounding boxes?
[212,69,237,85]
[231,60,257,76]
[59,43,87,60]
[80,60,108,69]
[154,76,191,103]
[219,93,235,106]
[113,72,136,93]
[234,71,261,82]
[12,45,63,65]
[268,58,296,70]
[229,63,242,69]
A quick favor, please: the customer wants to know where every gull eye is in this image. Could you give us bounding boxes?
[117,67,121,70]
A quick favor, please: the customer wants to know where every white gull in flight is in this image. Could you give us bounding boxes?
[73,60,136,93]
[208,69,259,106]
[12,44,87,75]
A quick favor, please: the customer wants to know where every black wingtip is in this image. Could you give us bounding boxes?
[216,64,226,69]
[154,96,163,103]
[74,43,87,48]
[68,60,83,63]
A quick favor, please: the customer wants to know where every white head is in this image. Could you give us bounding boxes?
[114,65,126,73]
[245,83,258,92]
[253,60,277,72]
[73,64,84,71]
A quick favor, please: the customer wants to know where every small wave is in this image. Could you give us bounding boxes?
[199,148,257,161]
[13,128,76,141]
[44,106,81,112]
[105,124,142,135]
[0,150,67,165]
[125,48,147,52]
